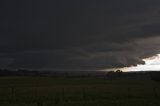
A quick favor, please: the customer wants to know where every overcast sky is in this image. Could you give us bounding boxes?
[1,0,160,70]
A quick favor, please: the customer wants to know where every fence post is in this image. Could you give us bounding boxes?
[37,101,43,106]
[62,88,65,101]
[82,88,86,100]
[54,97,59,105]
[153,87,158,98]
[35,87,38,98]
[127,88,131,98]
[11,87,14,100]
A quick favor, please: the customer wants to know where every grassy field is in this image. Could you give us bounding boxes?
[0,76,159,106]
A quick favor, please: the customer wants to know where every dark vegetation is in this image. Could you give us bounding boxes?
[149,71,160,82]
[0,69,159,105]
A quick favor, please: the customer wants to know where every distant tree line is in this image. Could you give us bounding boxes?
[0,68,44,76]
[0,68,160,80]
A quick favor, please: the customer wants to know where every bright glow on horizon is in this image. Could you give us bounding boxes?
[121,54,160,72]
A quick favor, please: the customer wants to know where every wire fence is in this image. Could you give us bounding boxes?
[0,86,159,105]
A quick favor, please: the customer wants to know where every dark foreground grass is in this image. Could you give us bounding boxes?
[0,76,159,106]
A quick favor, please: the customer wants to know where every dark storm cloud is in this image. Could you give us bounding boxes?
[1,0,160,70]
[8,37,160,70]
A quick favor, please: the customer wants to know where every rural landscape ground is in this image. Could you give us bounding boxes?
[0,71,159,106]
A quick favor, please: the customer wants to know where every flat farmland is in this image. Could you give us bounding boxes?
[0,76,159,106]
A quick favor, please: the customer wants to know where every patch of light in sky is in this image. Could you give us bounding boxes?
[121,54,160,72]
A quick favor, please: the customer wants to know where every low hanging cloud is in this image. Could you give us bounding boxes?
[6,36,160,70]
